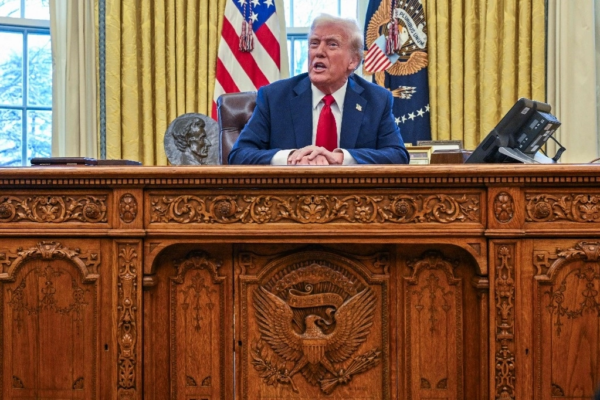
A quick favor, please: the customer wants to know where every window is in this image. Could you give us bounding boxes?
[284,0,367,76]
[0,0,51,166]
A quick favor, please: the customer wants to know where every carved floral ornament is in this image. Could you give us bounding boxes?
[495,245,516,400]
[534,241,600,280]
[7,263,90,332]
[150,193,480,225]
[172,251,223,285]
[405,251,460,283]
[494,192,514,223]
[405,252,461,332]
[546,262,600,337]
[118,194,138,223]
[0,241,100,282]
[117,244,138,397]
[172,252,224,335]
[526,193,600,222]
[533,242,600,338]
[0,195,107,223]
[251,262,382,395]
[405,252,461,334]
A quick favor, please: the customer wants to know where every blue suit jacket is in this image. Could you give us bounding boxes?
[228,73,409,165]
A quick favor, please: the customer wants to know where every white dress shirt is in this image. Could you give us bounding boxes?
[270,81,357,165]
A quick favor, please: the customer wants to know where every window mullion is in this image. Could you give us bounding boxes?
[288,36,291,76]
[21,29,28,165]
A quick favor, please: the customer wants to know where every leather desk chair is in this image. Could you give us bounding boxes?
[216,91,257,164]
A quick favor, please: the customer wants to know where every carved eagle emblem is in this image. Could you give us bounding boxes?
[253,285,377,391]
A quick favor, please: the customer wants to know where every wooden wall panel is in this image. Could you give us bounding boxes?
[143,244,234,400]
[533,240,600,400]
[0,240,104,399]
[399,245,487,400]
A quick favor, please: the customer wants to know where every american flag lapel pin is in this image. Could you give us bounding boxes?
[356,104,362,111]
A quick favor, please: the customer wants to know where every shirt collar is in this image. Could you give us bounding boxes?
[311,81,348,110]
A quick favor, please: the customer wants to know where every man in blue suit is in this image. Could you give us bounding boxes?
[228,14,409,165]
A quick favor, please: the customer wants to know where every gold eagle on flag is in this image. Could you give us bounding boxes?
[365,0,429,90]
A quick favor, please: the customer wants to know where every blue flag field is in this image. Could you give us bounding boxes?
[364,0,431,145]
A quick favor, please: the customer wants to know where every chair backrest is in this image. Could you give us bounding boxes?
[217,91,257,164]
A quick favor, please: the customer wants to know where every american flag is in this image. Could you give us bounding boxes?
[364,35,399,73]
[212,0,286,119]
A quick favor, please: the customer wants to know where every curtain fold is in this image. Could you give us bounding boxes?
[50,0,98,158]
[546,0,598,163]
[426,0,545,150]
[597,0,600,153]
[104,0,226,165]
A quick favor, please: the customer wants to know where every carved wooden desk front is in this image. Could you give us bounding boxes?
[0,165,599,400]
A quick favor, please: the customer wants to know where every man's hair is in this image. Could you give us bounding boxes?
[310,14,364,67]
[173,117,204,152]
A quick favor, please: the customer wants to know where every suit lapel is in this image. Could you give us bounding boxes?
[290,77,313,149]
[340,76,367,149]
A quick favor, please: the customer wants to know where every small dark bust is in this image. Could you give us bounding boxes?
[164,113,219,165]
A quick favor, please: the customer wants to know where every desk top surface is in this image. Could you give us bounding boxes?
[1,164,600,188]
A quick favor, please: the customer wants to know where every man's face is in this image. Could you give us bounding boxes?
[188,119,210,158]
[308,23,359,94]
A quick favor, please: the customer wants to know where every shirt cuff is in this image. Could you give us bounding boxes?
[270,149,295,165]
[339,149,357,165]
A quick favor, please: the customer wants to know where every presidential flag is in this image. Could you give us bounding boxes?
[212,0,287,120]
[364,0,431,145]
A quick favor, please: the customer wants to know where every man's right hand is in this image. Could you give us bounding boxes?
[287,145,343,165]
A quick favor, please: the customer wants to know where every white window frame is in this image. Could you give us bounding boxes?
[285,0,368,76]
[0,12,51,166]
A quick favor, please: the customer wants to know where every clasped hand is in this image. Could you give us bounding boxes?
[287,145,344,165]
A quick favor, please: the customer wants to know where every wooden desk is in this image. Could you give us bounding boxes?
[1,165,599,400]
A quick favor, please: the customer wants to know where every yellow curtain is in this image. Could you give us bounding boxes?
[546,0,599,163]
[426,0,545,149]
[51,0,98,159]
[104,0,226,165]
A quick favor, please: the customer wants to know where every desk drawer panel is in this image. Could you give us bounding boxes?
[146,189,484,229]
[0,191,111,228]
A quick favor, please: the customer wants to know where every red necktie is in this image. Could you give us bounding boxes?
[315,94,337,151]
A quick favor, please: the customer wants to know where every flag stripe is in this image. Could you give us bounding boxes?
[364,48,383,70]
[364,45,392,72]
[372,56,391,72]
[212,101,218,120]
[220,18,270,89]
[225,9,280,83]
[218,44,257,93]
[364,47,383,67]
[213,0,285,121]
[215,58,240,94]
[256,18,280,68]
[247,29,280,82]
[212,80,225,120]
